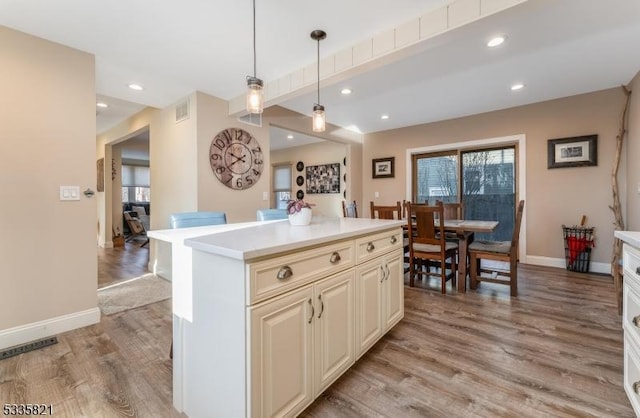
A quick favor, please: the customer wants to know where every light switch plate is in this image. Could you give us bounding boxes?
[60,186,80,201]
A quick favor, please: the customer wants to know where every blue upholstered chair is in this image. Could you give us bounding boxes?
[169,211,227,229]
[256,209,288,221]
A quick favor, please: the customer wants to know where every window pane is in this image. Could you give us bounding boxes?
[414,154,458,204]
[122,187,129,203]
[462,148,515,241]
[135,187,151,202]
[276,191,290,209]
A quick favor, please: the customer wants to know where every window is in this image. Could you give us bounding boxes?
[273,164,292,210]
[412,145,516,240]
[121,164,150,203]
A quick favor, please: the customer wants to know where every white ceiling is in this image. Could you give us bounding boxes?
[1,0,639,137]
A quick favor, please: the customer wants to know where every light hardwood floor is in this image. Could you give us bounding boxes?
[1,257,633,417]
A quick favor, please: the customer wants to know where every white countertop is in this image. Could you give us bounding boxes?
[183,217,404,261]
[615,230,640,248]
[147,220,275,243]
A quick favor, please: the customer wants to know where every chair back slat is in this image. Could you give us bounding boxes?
[370,201,402,220]
[511,200,525,249]
[436,200,464,220]
[407,201,444,247]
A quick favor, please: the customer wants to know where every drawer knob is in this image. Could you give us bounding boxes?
[329,252,341,264]
[366,242,375,252]
[633,315,640,327]
[634,381,640,395]
[277,265,293,280]
[390,236,397,244]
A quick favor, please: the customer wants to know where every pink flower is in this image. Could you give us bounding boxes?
[287,199,315,214]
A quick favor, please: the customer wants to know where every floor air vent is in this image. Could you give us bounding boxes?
[1,337,58,361]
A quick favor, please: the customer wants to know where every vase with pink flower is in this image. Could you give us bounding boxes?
[286,199,315,226]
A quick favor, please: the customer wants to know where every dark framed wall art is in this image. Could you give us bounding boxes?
[547,135,597,169]
[372,157,395,178]
[306,163,340,194]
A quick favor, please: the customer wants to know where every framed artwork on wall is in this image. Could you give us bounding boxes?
[547,135,597,169]
[372,157,395,178]
[306,163,340,194]
[97,158,105,192]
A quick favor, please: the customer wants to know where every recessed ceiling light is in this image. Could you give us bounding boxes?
[487,36,506,48]
[96,102,108,108]
[128,83,144,91]
[341,88,352,95]
[287,134,294,140]
[511,83,525,91]
[381,114,389,120]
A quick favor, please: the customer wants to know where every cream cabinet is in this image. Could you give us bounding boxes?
[355,248,404,358]
[622,242,640,415]
[176,219,404,418]
[249,270,355,418]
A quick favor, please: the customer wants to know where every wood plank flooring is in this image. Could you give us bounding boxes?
[1,258,633,417]
[98,241,150,288]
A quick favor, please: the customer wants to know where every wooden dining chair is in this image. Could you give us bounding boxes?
[406,201,458,293]
[342,200,358,218]
[437,200,464,220]
[469,200,525,296]
[370,201,402,220]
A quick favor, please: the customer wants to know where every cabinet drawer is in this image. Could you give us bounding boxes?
[355,228,403,264]
[624,336,640,416]
[624,243,640,287]
[248,240,355,304]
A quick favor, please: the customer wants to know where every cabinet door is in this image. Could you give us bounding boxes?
[250,286,314,418]
[314,270,355,395]
[383,249,404,331]
[355,259,383,358]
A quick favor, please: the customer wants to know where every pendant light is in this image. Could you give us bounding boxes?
[246,0,263,114]
[311,29,326,132]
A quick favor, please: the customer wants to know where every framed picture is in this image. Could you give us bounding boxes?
[306,163,340,194]
[97,158,105,192]
[548,135,597,169]
[372,157,395,178]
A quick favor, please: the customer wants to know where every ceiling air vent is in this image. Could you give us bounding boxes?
[175,99,190,123]
[238,112,262,127]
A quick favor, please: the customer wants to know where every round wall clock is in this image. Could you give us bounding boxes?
[209,127,263,190]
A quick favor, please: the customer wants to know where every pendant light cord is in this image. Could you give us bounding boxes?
[316,37,320,104]
[253,0,257,78]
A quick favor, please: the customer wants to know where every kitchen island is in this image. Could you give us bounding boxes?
[148,217,405,417]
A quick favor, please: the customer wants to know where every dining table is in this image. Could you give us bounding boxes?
[439,219,499,292]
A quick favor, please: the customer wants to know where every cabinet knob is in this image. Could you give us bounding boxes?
[633,315,640,327]
[390,235,397,244]
[329,252,341,264]
[366,242,375,252]
[277,265,293,280]
[634,381,640,395]
[308,299,314,324]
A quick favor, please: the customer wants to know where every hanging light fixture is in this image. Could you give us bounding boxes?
[311,29,326,132]
[246,0,263,114]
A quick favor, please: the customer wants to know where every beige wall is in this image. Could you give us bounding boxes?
[626,72,640,231]
[271,141,348,218]
[0,27,97,332]
[195,92,271,223]
[363,88,628,266]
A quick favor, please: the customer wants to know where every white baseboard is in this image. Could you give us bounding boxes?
[525,255,611,275]
[0,307,101,350]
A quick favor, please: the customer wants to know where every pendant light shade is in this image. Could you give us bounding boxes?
[311,29,326,132]
[312,104,325,132]
[246,0,263,114]
[246,76,263,114]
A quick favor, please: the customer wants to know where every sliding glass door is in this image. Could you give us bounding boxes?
[412,145,516,241]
